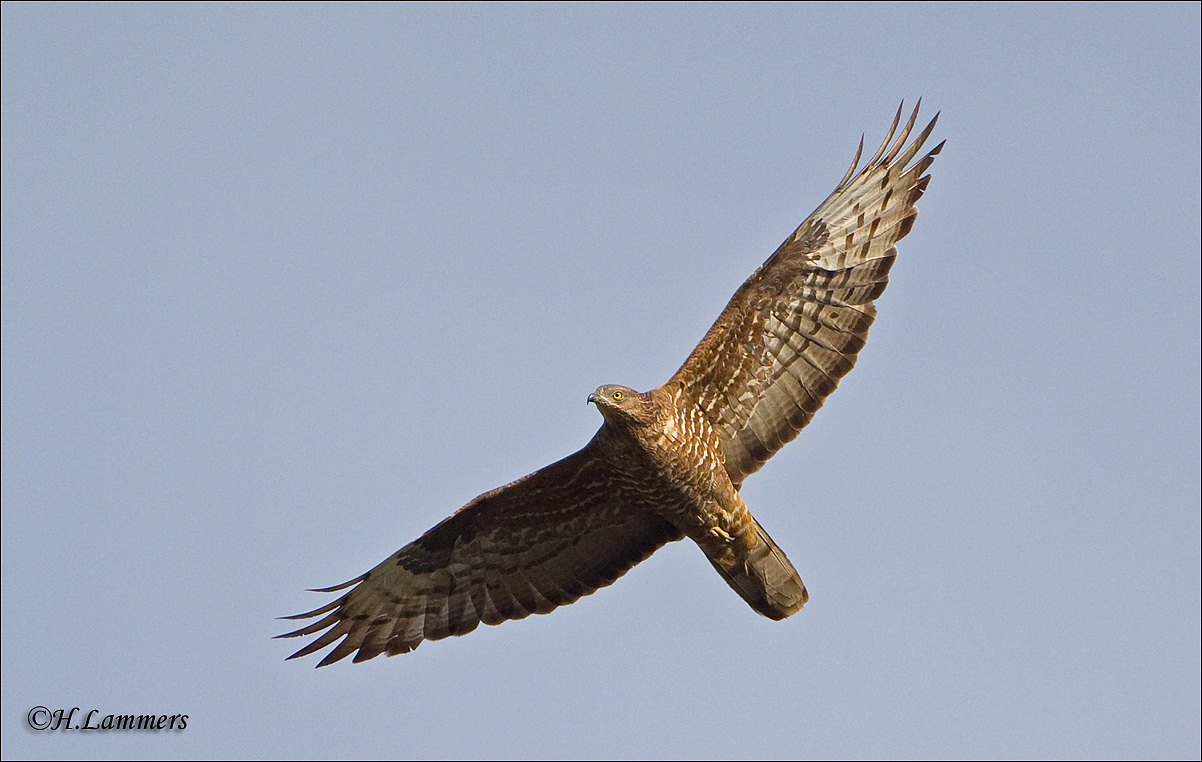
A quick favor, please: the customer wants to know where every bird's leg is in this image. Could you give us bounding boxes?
[703,525,740,569]
[708,526,733,543]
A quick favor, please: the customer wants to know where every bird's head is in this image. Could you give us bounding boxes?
[588,384,656,427]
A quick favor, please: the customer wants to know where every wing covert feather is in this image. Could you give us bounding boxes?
[670,102,943,485]
[278,437,683,666]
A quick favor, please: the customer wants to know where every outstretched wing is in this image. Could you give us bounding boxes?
[670,102,943,486]
[278,437,682,666]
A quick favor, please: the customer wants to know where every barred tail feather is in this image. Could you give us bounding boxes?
[709,519,808,620]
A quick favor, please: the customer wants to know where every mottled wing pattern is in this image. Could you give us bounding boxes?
[670,103,943,486]
[279,440,683,666]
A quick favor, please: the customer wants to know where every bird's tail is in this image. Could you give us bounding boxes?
[708,518,808,620]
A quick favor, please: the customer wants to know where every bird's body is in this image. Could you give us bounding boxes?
[281,103,943,666]
[590,383,807,619]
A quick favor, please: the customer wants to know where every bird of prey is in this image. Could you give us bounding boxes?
[280,103,943,666]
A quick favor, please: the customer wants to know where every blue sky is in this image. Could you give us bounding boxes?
[3,4,1199,759]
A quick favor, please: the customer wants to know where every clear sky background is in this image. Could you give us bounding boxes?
[3,4,1199,760]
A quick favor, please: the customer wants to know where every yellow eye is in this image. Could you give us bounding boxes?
[612,390,623,400]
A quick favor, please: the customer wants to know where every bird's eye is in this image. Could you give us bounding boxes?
[612,390,623,400]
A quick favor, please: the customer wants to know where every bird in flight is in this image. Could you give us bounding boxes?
[280,102,943,666]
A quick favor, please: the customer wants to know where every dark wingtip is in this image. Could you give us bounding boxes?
[837,133,866,189]
[308,574,366,594]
